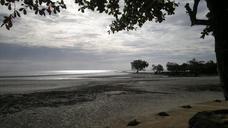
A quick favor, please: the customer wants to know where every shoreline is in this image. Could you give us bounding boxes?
[0,75,224,128]
[0,73,220,94]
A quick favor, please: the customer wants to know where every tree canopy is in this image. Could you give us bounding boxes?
[166,59,217,76]
[152,64,164,74]
[131,59,149,73]
[0,0,178,32]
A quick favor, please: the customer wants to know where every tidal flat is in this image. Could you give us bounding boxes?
[0,74,224,128]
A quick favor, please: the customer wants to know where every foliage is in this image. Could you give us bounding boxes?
[185,1,213,38]
[0,0,66,30]
[166,58,217,76]
[131,59,149,73]
[187,58,204,76]
[152,64,164,74]
[166,62,180,73]
[0,0,178,32]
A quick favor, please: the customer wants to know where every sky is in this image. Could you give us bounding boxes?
[0,0,216,71]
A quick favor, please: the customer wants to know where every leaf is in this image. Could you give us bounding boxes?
[46,1,50,6]
[6,24,10,30]
[14,11,17,17]
[61,4,66,9]
[39,10,43,15]
[1,23,4,27]
[53,9,56,14]
[8,4,11,10]
[19,8,24,11]
[8,19,12,28]
[23,9,27,15]
[1,0,5,5]
[41,10,46,16]
[1,19,6,27]
[47,7,51,15]
[39,0,42,5]
[3,17,7,22]
[56,6,60,12]
[16,11,21,17]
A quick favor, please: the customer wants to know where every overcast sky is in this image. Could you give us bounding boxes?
[0,0,216,71]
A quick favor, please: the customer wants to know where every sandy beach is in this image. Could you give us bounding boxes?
[0,73,224,128]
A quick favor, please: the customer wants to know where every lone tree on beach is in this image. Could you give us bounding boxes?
[1,0,228,100]
[152,64,164,74]
[131,60,149,73]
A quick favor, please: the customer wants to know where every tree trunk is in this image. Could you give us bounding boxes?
[136,70,139,73]
[212,0,228,100]
[215,32,228,100]
[216,49,228,100]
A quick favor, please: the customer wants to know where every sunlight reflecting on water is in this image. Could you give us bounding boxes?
[51,70,113,74]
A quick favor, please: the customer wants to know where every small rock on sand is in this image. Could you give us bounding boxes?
[157,112,170,116]
[189,109,228,128]
[214,99,222,102]
[127,119,140,126]
[181,105,192,109]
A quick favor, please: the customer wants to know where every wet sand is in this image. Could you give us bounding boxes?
[0,74,224,128]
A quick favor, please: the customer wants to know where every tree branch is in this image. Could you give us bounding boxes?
[185,0,209,26]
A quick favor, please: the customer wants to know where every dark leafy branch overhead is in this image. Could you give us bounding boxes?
[75,0,178,33]
[0,0,66,30]
[185,0,213,38]
[0,0,178,33]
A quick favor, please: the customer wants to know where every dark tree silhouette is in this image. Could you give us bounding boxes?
[185,0,228,100]
[0,0,67,30]
[203,60,217,74]
[165,59,217,76]
[131,59,149,73]
[1,0,228,99]
[187,58,205,76]
[166,62,180,73]
[0,0,177,31]
[152,64,164,74]
[180,63,189,73]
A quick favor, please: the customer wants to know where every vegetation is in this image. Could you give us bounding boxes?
[0,0,177,32]
[152,64,164,74]
[166,62,180,73]
[131,58,216,76]
[166,58,217,76]
[131,59,149,73]
[1,0,228,99]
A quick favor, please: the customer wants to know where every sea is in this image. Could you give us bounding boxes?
[0,70,127,80]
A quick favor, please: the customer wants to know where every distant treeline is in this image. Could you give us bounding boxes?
[131,58,218,76]
[165,58,217,76]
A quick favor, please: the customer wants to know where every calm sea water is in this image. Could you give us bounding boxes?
[0,70,125,80]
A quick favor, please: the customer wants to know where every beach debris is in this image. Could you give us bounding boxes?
[189,109,228,128]
[127,119,140,126]
[214,99,222,102]
[158,112,170,116]
[181,105,192,109]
